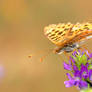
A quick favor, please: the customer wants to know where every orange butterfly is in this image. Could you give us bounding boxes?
[44,22,92,54]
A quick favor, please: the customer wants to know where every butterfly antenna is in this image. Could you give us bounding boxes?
[28,48,53,62]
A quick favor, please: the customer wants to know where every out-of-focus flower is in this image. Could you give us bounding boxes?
[64,50,92,90]
[0,65,4,78]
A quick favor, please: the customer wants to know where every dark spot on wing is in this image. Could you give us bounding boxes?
[52,29,55,32]
[51,34,55,36]
[58,31,63,35]
[55,30,59,33]
[84,27,89,30]
[64,28,69,31]
[62,26,65,28]
[61,33,66,36]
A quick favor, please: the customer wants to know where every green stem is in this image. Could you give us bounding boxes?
[80,88,92,92]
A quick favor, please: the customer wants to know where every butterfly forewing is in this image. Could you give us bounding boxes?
[44,23,74,46]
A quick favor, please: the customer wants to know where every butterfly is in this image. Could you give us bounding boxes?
[44,22,92,54]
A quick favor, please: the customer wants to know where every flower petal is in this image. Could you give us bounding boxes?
[89,53,92,59]
[66,73,73,80]
[79,80,88,89]
[80,64,88,79]
[72,51,77,57]
[73,64,78,71]
[64,80,74,87]
[74,70,81,78]
[63,62,72,70]
[89,69,92,81]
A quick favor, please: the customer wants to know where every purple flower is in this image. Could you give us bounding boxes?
[89,69,92,81]
[73,64,78,71]
[64,73,88,89]
[0,65,4,78]
[78,80,88,89]
[72,51,78,57]
[63,50,92,90]
[89,53,92,58]
[64,73,75,87]
[69,56,75,64]
[74,70,81,78]
[80,64,89,79]
[63,62,72,71]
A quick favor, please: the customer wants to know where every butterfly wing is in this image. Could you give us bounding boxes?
[44,23,74,46]
[70,23,92,43]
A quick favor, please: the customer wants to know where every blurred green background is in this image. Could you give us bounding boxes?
[0,0,92,92]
